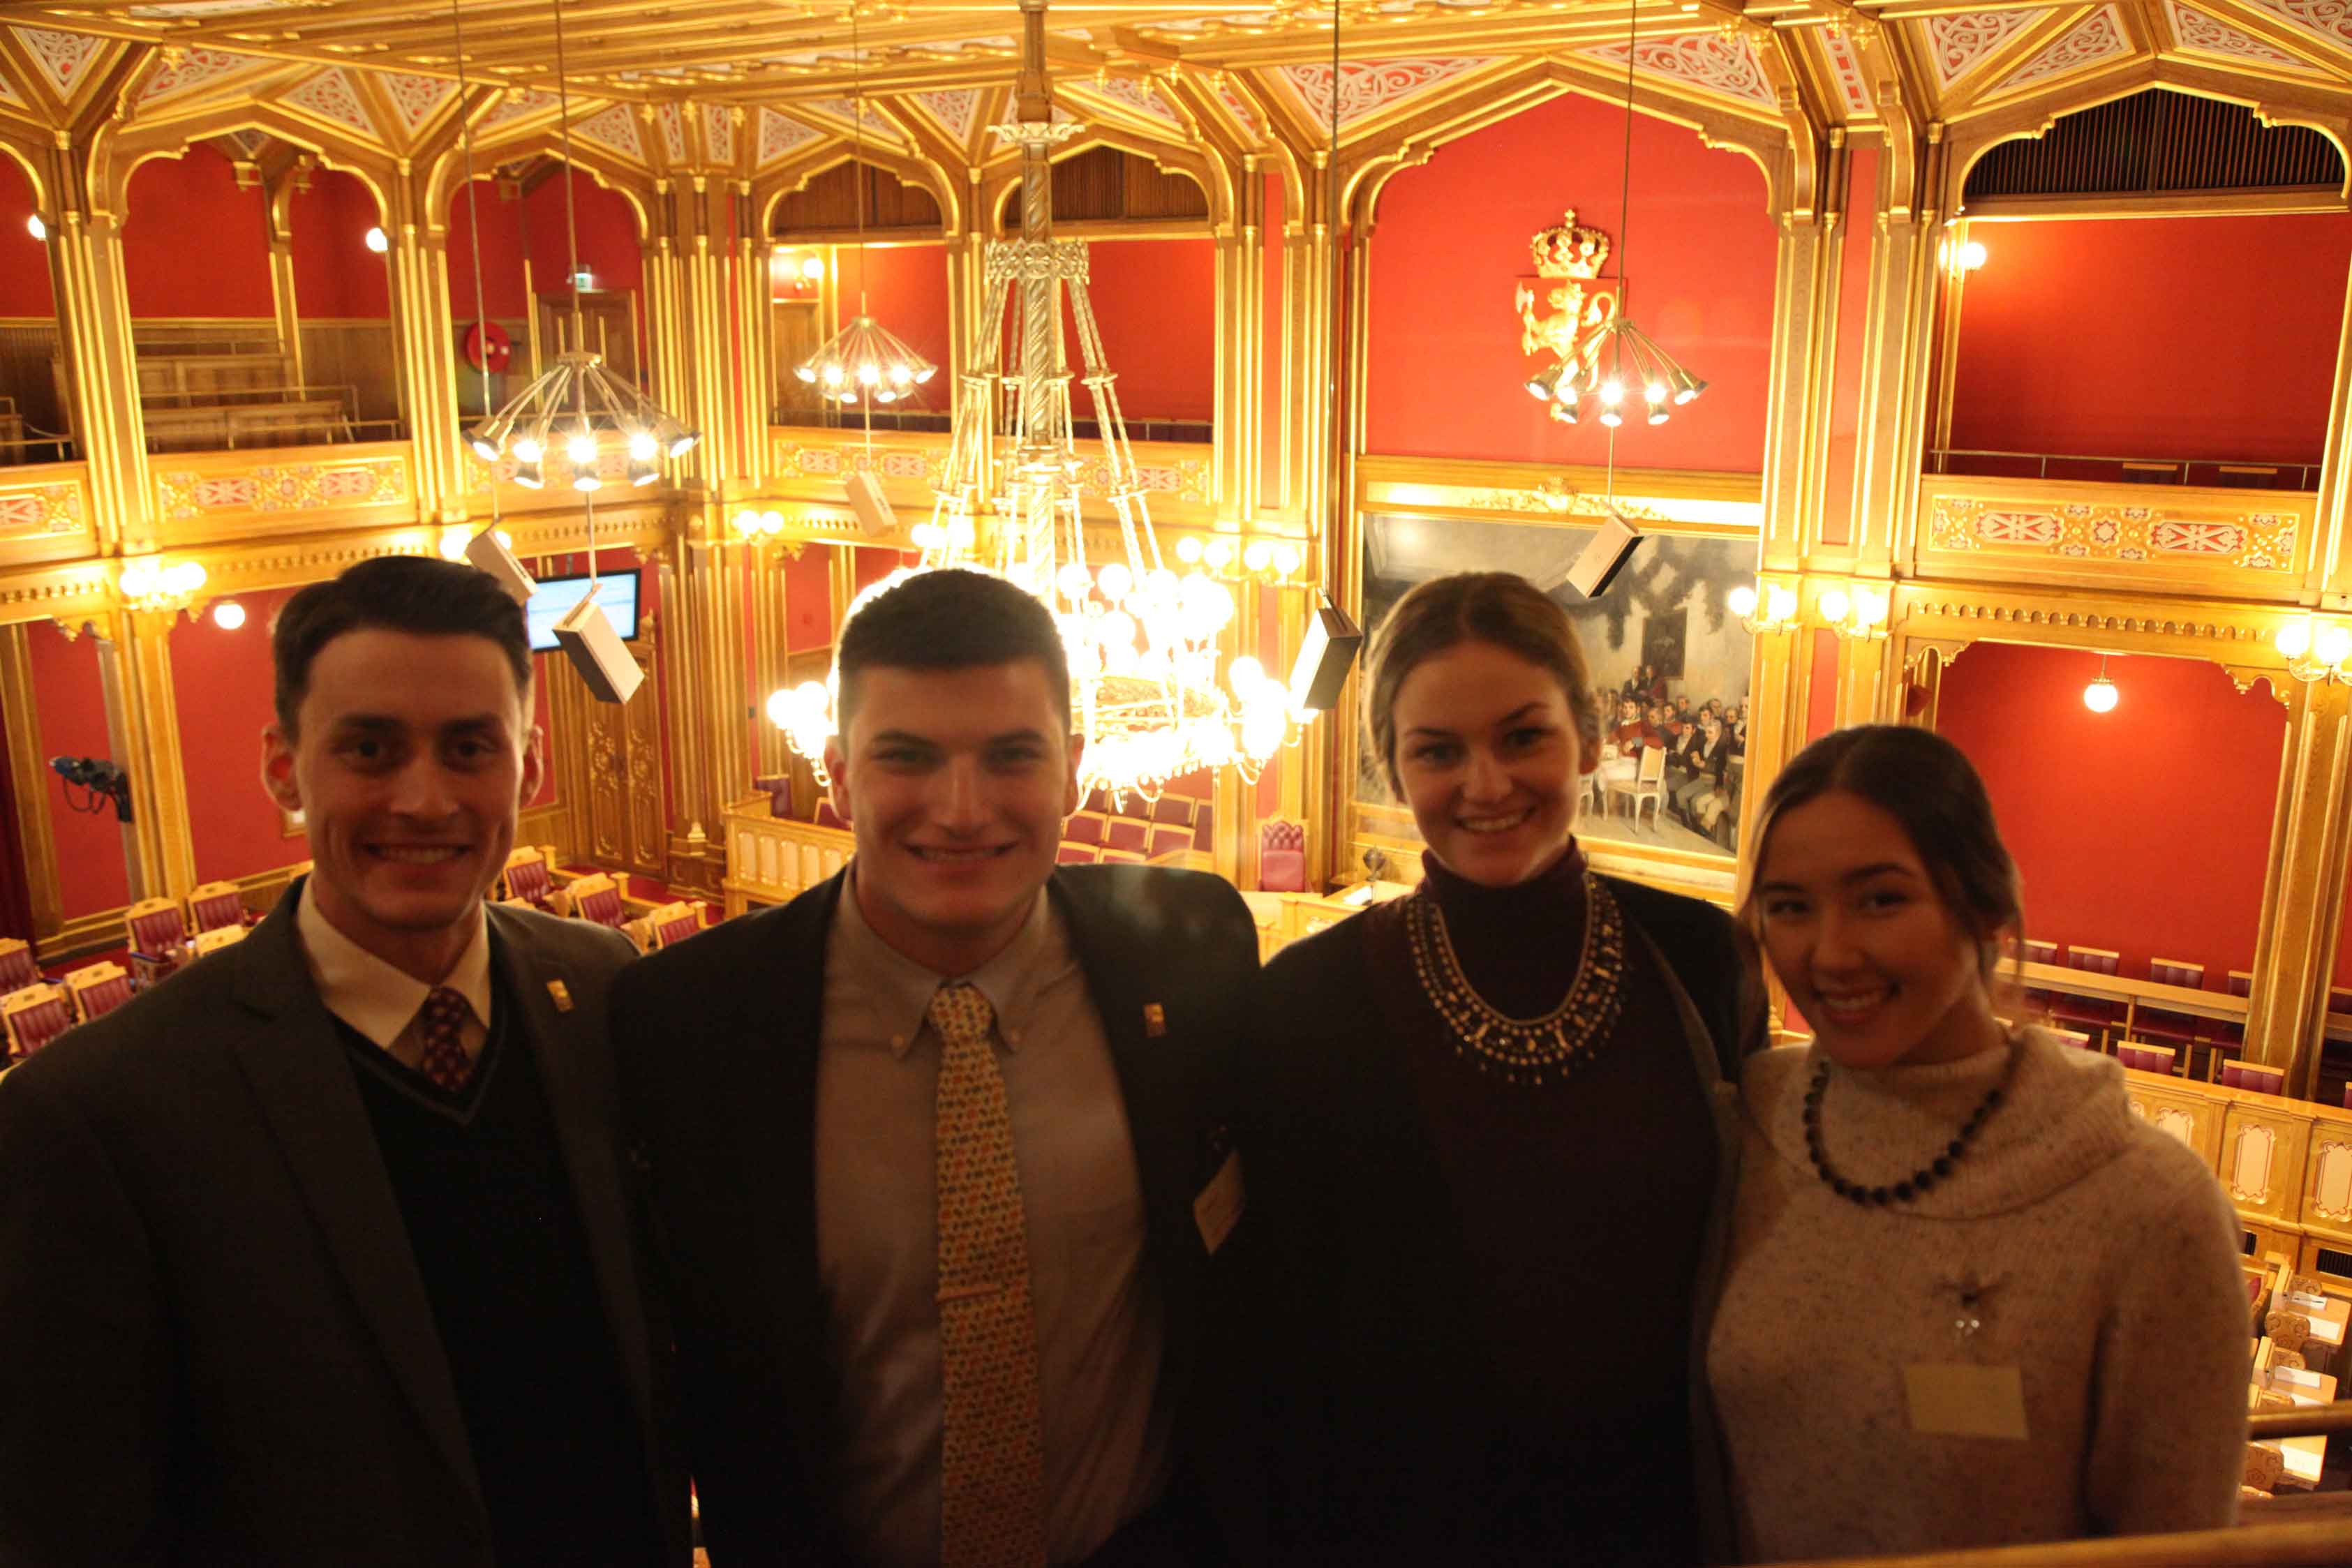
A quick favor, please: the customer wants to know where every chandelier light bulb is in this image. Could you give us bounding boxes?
[1600,380,1624,407]
[27,214,46,241]
[765,687,796,728]
[1766,586,1798,625]
[911,522,944,551]
[566,432,597,465]
[889,364,912,386]
[1057,563,1093,601]
[1204,539,1233,570]
[823,366,843,387]
[1598,406,1623,428]
[1644,381,1668,404]
[512,436,544,464]
[2083,676,2119,714]
[1176,536,1204,565]
[1228,655,1265,693]
[1243,542,1271,574]
[761,510,784,534]
[1818,588,1850,625]
[515,460,544,490]
[440,525,472,562]
[796,366,818,384]
[120,561,156,599]
[1099,562,1134,602]
[2318,623,2352,668]
[2277,622,2314,659]
[364,225,389,254]
[1727,584,1758,618]
[1646,405,1669,426]
[627,431,658,462]
[212,599,246,631]
[1272,544,1302,577]
[1854,587,1889,628]
[858,364,880,386]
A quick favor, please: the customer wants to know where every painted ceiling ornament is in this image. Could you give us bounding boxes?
[572,101,644,161]
[138,46,263,103]
[1517,211,1621,426]
[916,88,983,142]
[758,107,822,165]
[1277,56,1495,126]
[15,28,103,97]
[2164,0,2312,64]
[1994,6,2131,90]
[1583,31,1776,107]
[1817,27,1875,115]
[2201,0,2351,56]
[1923,8,2050,86]
[378,70,459,134]
[283,67,375,135]
[703,102,738,164]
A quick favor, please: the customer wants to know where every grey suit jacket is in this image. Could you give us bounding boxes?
[0,883,689,1568]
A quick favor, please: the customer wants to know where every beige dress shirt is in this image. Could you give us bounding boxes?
[814,876,1171,1568]
[295,881,493,1068]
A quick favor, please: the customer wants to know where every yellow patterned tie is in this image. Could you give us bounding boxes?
[929,981,1047,1568]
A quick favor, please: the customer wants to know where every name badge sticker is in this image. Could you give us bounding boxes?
[1905,1363,2029,1440]
[1193,1149,1245,1256]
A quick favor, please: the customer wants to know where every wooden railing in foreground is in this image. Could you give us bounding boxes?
[1764,1518,2352,1566]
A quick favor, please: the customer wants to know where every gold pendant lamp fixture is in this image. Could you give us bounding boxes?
[794,3,938,406]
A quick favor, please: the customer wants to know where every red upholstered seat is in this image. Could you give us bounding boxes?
[1147,824,1192,861]
[3,984,75,1059]
[503,849,555,909]
[653,906,702,948]
[1057,844,1098,865]
[0,938,38,994]
[187,881,247,935]
[125,897,189,989]
[1260,818,1307,893]
[1105,818,1149,854]
[1100,848,1147,865]
[565,875,628,930]
[1064,812,1107,847]
[1150,795,1198,829]
[66,962,132,1024]
[2224,1061,2286,1095]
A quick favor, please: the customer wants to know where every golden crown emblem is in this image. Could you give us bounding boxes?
[1531,209,1612,279]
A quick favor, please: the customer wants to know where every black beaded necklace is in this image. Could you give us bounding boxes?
[1803,1045,2016,1207]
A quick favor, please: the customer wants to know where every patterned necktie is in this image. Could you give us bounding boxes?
[928,980,1046,1568]
[414,986,475,1093]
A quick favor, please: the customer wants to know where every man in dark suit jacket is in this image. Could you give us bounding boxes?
[0,557,687,1568]
[615,568,1260,1567]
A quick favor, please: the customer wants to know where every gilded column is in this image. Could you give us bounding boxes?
[2245,677,2352,1097]
[642,189,696,484]
[264,179,306,391]
[43,145,151,555]
[107,608,196,905]
[2306,247,2352,609]
[1846,107,1945,579]
[387,175,466,522]
[1734,594,1806,853]
[1758,212,1832,575]
[0,627,65,941]
[679,179,741,493]
[729,185,773,488]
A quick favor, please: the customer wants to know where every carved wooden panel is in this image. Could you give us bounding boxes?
[2224,1103,2311,1220]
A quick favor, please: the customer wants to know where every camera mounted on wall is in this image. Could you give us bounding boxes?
[51,755,133,823]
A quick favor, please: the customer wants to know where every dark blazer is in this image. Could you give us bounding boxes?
[611,864,1263,1567]
[0,886,690,1568]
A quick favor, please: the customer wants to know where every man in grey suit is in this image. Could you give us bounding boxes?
[0,556,686,1567]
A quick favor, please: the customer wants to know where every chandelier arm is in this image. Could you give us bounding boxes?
[546,0,597,581]
[448,0,502,528]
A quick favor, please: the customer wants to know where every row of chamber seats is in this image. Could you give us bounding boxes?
[2243,1253,2350,1500]
[500,846,706,955]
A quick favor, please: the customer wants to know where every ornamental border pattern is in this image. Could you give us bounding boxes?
[1926,493,2300,574]
[155,458,409,522]
[0,483,86,535]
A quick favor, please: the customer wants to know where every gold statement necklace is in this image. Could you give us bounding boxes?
[1404,869,1629,1086]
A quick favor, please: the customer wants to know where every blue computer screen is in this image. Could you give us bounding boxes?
[525,572,640,652]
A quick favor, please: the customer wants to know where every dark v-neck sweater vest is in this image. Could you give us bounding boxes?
[337,966,662,1568]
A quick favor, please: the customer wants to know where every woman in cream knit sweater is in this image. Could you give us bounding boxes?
[1708,726,2249,1562]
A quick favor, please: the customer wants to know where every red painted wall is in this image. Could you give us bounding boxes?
[840,243,953,396]
[524,172,645,369]
[172,587,302,885]
[0,154,53,318]
[1073,239,1216,424]
[786,547,833,650]
[1805,627,1839,742]
[1364,90,1778,472]
[1948,214,2352,465]
[124,147,272,319]
[1935,640,2282,987]
[289,169,390,320]
[447,177,531,320]
[28,621,128,920]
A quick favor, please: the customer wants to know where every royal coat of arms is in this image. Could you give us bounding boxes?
[1515,209,1619,422]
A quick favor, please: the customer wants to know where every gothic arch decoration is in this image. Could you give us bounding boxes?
[98,109,396,226]
[426,127,656,240]
[756,144,963,240]
[976,125,1231,237]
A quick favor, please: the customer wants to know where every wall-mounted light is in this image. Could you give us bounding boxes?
[118,557,207,615]
[1728,580,1799,634]
[26,214,47,242]
[1173,533,1302,583]
[364,225,389,254]
[1817,583,1890,641]
[1958,239,1988,271]
[211,599,246,631]
[2082,652,2120,714]
[2277,617,2352,685]
[731,508,787,539]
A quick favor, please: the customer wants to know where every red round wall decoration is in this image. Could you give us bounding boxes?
[461,320,512,373]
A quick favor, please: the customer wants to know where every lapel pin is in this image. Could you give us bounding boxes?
[1143,1002,1166,1038]
[546,978,574,1013]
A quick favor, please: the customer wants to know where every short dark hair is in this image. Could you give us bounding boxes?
[1743,724,2024,981]
[835,567,1071,734]
[272,556,533,738]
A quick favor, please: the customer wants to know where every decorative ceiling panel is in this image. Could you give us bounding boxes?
[2164,0,2321,67]
[1070,75,1181,124]
[914,88,982,142]
[1818,29,1874,116]
[1584,31,1776,108]
[378,70,457,135]
[0,74,20,108]
[281,66,375,136]
[137,46,267,103]
[2236,0,2352,57]
[485,88,558,126]
[1277,56,1496,126]
[571,102,644,162]
[757,107,823,167]
[704,102,738,164]
[801,98,903,143]
[1216,81,1261,130]
[657,103,688,163]
[1993,6,2131,91]
[1923,10,2050,87]
[14,28,104,99]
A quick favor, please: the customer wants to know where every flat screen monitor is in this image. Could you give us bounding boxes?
[526,571,640,653]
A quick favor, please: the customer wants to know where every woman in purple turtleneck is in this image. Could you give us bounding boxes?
[1242,572,1765,1567]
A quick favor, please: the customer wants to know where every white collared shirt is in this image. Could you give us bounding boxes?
[295,880,493,1070]
[813,874,1170,1568]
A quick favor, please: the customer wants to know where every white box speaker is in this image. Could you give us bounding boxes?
[1287,601,1363,715]
[552,591,644,705]
[463,528,537,606]
[847,472,897,537]
[1565,507,1642,599]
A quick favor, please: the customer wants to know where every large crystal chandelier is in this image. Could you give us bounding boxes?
[773,0,1291,802]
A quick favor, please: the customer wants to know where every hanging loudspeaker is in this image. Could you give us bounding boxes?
[553,590,644,704]
[1288,600,1363,715]
[846,471,896,537]
[463,529,537,606]
[1565,506,1642,600]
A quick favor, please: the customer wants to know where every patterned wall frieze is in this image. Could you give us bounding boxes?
[1358,457,1765,530]
[153,453,411,526]
[1917,479,2309,594]
[0,471,94,572]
